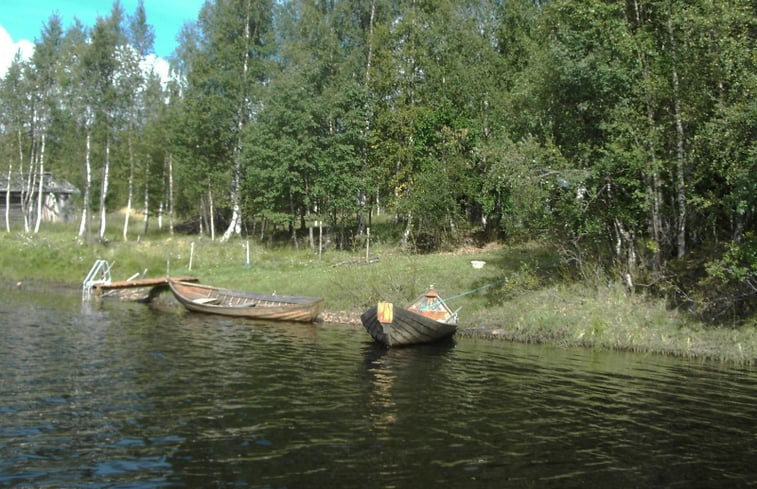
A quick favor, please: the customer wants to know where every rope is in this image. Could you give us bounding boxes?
[443,279,505,302]
[420,279,505,311]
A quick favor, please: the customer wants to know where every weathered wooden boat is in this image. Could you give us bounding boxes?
[167,279,324,323]
[360,289,459,347]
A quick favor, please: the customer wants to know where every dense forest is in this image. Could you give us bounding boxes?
[1,0,754,323]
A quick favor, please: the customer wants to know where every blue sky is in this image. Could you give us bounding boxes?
[0,0,206,75]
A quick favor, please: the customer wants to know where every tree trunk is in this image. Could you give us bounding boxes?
[365,1,375,85]
[289,194,298,249]
[667,2,687,259]
[614,218,637,288]
[33,133,46,233]
[208,188,215,241]
[4,162,10,232]
[21,128,35,233]
[168,153,174,236]
[78,127,92,241]
[4,129,19,232]
[633,0,663,269]
[123,135,135,240]
[142,167,150,236]
[221,163,242,241]
[401,211,413,251]
[98,134,111,241]
[221,0,252,243]
[200,195,206,235]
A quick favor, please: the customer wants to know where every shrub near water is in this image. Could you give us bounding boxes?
[1,225,755,364]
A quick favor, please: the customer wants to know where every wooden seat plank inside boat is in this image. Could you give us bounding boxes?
[192,297,220,305]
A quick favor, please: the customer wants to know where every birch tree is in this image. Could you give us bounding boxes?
[121,0,154,240]
[28,16,64,233]
[87,6,125,241]
[177,0,274,242]
[0,54,28,232]
[54,19,98,242]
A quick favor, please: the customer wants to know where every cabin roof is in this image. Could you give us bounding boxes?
[0,172,79,195]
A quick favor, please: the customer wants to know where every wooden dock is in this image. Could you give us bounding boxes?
[93,276,198,301]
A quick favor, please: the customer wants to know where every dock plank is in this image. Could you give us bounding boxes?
[94,276,198,294]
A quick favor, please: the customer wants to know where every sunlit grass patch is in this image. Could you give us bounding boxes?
[462,281,757,364]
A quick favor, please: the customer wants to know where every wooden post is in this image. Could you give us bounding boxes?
[189,242,194,271]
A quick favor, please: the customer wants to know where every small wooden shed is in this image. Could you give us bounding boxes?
[0,172,80,225]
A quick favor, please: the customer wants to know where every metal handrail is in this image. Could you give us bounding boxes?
[82,259,112,300]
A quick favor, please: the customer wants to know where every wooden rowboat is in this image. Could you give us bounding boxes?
[168,279,323,323]
[360,289,459,347]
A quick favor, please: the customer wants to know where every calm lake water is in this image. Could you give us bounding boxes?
[1,285,756,488]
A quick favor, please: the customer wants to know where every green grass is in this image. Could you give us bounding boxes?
[462,282,757,365]
[2,220,755,365]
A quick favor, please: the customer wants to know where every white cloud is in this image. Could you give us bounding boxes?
[1,25,173,87]
[1,27,171,86]
[143,54,172,85]
[0,25,35,76]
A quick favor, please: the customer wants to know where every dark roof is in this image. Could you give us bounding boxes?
[0,172,79,195]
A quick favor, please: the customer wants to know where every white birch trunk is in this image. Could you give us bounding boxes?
[209,189,215,241]
[221,167,242,242]
[123,136,135,240]
[142,175,149,236]
[33,133,46,233]
[4,163,10,232]
[221,0,252,242]
[4,165,11,233]
[168,153,174,235]
[21,127,34,233]
[24,167,35,233]
[6,127,23,232]
[98,136,110,241]
[5,137,16,232]
[667,4,687,258]
[78,128,92,240]
[401,211,412,251]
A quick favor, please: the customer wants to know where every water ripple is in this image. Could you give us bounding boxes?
[1,289,756,488]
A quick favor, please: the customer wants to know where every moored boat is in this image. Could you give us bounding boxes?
[360,289,458,347]
[168,279,323,323]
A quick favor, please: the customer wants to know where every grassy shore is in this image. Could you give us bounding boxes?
[1,222,755,365]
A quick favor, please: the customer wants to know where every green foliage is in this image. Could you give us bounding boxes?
[696,234,757,323]
[1,0,755,324]
[707,235,757,283]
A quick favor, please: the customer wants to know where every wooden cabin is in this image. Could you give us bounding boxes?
[0,172,80,226]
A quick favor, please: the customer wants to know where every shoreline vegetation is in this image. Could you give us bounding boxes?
[3,2,753,368]
[2,226,755,366]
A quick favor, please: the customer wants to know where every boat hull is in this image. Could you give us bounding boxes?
[168,280,323,323]
[361,305,457,347]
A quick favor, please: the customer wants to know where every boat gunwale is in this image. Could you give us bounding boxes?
[169,280,323,306]
[167,279,324,322]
